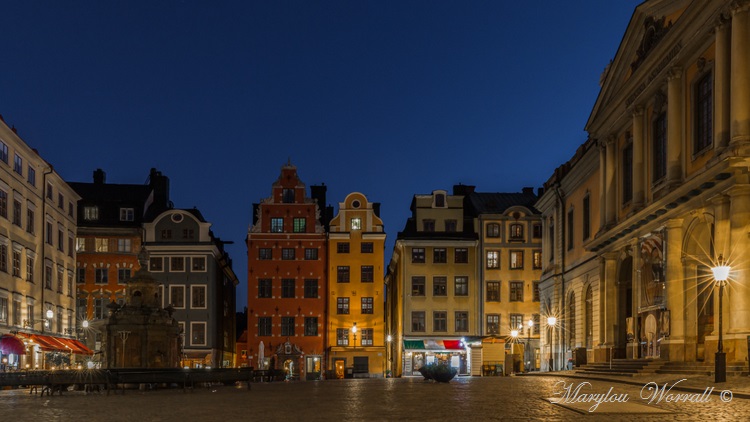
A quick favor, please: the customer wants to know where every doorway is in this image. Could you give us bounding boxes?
[334,358,346,379]
[616,256,633,359]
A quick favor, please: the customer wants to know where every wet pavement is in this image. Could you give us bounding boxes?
[1,375,749,421]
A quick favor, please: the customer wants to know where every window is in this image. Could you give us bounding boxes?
[83,206,98,221]
[487,314,500,335]
[455,311,468,332]
[23,207,34,234]
[182,229,194,239]
[0,141,6,163]
[192,257,206,271]
[190,285,207,308]
[510,281,524,302]
[549,224,555,262]
[0,190,6,218]
[281,317,295,336]
[336,297,349,314]
[337,242,350,253]
[361,242,373,253]
[77,268,85,283]
[360,329,373,346]
[411,311,425,332]
[486,251,499,269]
[259,248,272,260]
[160,229,172,240]
[532,250,542,269]
[271,218,283,233]
[95,238,108,252]
[533,313,541,335]
[118,268,130,283]
[510,314,523,331]
[293,218,306,233]
[0,297,7,323]
[433,311,447,332]
[454,276,468,296]
[622,141,633,204]
[258,279,272,298]
[433,248,447,263]
[170,285,185,308]
[510,250,524,269]
[411,248,425,263]
[66,271,73,295]
[46,182,53,200]
[67,235,73,257]
[304,248,318,260]
[433,276,447,296]
[13,299,21,326]
[25,255,33,281]
[422,219,435,232]
[351,217,361,230]
[304,317,318,336]
[170,257,185,271]
[487,281,500,302]
[336,328,349,346]
[116,207,136,222]
[281,279,295,298]
[361,297,373,314]
[486,223,500,238]
[454,248,468,263]
[95,269,108,284]
[12,251,21,277]
[68,202,74,217]
[531,224,541,240]
[510,223,524,241]
[117,239,131,252]
[445,219,457,232]
[13,154,22,175]
[583,195,591,240]
[337,266,350,283]
[57,193,64,209]
[76,238,85,252]
[258,317,272,336]
[45,222,52,244]
[281,248,295,260]
[12,200,21,226]
[149,257,163,272]
[568,208,575,250]
[0,244,6,273]
[694,71,713,154]
[411,276,425,296]
[282,188,295,203]
[57,268,64,293]
[27,166,36,186]
[361,265,374,283]
[434,193,445,207]
[304,279,318,298]
[653,112,667,183]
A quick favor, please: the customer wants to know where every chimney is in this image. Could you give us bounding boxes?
[453,184,476,196]
[310,184,328,227]
[93,169,106,184]
[148,168,171,213]
[373,202,381,218]
[537,187,545,197]
[522,187,534,195]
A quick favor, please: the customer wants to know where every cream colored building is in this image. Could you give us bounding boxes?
[0,117,80,369]
[542,0,750,368]
[327,192,386,378]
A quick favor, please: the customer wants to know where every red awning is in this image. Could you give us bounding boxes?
[0,334,26,355]
[68,339,94,355]
[442,340,463,350]
[20,334,89,354]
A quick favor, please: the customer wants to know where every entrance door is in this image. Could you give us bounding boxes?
[334,358,346,379]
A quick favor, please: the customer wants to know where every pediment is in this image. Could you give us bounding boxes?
[586,0,692,136]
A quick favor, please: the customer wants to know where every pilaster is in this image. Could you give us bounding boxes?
[731,2,750,144]
[632,107,645,208]
[667,68,683,186]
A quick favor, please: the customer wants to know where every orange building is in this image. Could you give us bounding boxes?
[246,163,330,380]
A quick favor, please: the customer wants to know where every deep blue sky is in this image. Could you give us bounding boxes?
[1,1,640,310]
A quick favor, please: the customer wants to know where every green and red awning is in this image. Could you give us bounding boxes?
[403,339,464,350]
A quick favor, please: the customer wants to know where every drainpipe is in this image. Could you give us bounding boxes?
[553,184,566,369]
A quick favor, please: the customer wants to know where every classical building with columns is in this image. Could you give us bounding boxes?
[541,0,750,367]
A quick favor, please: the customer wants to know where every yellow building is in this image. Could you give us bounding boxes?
[327,192,386,378]
[542,0,750,372]
[386,187,479,377]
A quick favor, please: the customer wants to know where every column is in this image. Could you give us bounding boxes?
[715,15,731,150]
[727,185,750,334]
[605,136,617,226]
[599,253,618,350]
[599,140,607,230]
[662,219,685,361]
[667,68,683,186]
[632,107,645,208]
[731,2,750,144]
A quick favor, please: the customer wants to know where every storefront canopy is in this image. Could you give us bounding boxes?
[403,339,465,350]
[19,333,93,355]
[0,334,26,355]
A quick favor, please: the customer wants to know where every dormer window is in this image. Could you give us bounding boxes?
[423,219,435,232]
[282,189,295,203]
[83,206,99,221]
[509,223,524,241]
[351,218,361,230]
[434,193,446,208]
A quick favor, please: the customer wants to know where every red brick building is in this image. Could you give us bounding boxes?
[245,163,330,380]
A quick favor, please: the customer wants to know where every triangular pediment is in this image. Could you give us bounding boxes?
[586,0,692,136]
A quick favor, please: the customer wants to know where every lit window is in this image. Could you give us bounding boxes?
[95,238,108,252]
[510,251,524,269]
[271,218,283,233]
[351,218,361,230]
[83,206,99,221]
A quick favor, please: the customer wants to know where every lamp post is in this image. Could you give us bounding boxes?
[527,319,534,371]
[712,255,730,383]
[510,329,519,375]
[547,316,557,371]
[386,334,392,377]
[351,323,357,348]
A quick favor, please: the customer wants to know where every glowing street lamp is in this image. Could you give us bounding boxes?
[547,316,557,371]
[712,255,730,383]
[351,322,358,348]
[527,319,534,371]
[510,329,519,375]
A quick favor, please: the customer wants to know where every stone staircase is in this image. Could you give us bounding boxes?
[575,359,665,377]
[656,361,749,376]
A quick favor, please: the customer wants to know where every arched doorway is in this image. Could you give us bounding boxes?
[684,219,714,361]
[616,256,633,359]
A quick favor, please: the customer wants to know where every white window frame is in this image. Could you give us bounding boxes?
[149,257,164,272]
[117,238,132,252]
[170,256,185,272]
[191,256,207,272]
[170,285,186,309]
[119,207,135,221]
[191,284,207,309]
[95,238,108,252]
[190,321,207,346]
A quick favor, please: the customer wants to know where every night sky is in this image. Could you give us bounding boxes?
[1,1,640,309]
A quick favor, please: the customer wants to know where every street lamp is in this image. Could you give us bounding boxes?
[712,255,730,383]
[386,334,392,377]
[547,316,557,371]
[527,319,534,371]
[351,322,357,348]
[510,329,519,375]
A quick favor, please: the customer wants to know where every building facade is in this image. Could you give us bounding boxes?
[144,208,238,368]
[327,192,386,378]
[246,163,329,380]
[0,116,82,369]
[386,187,479,377]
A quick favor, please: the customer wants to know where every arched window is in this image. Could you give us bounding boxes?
[585,286,593,349]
